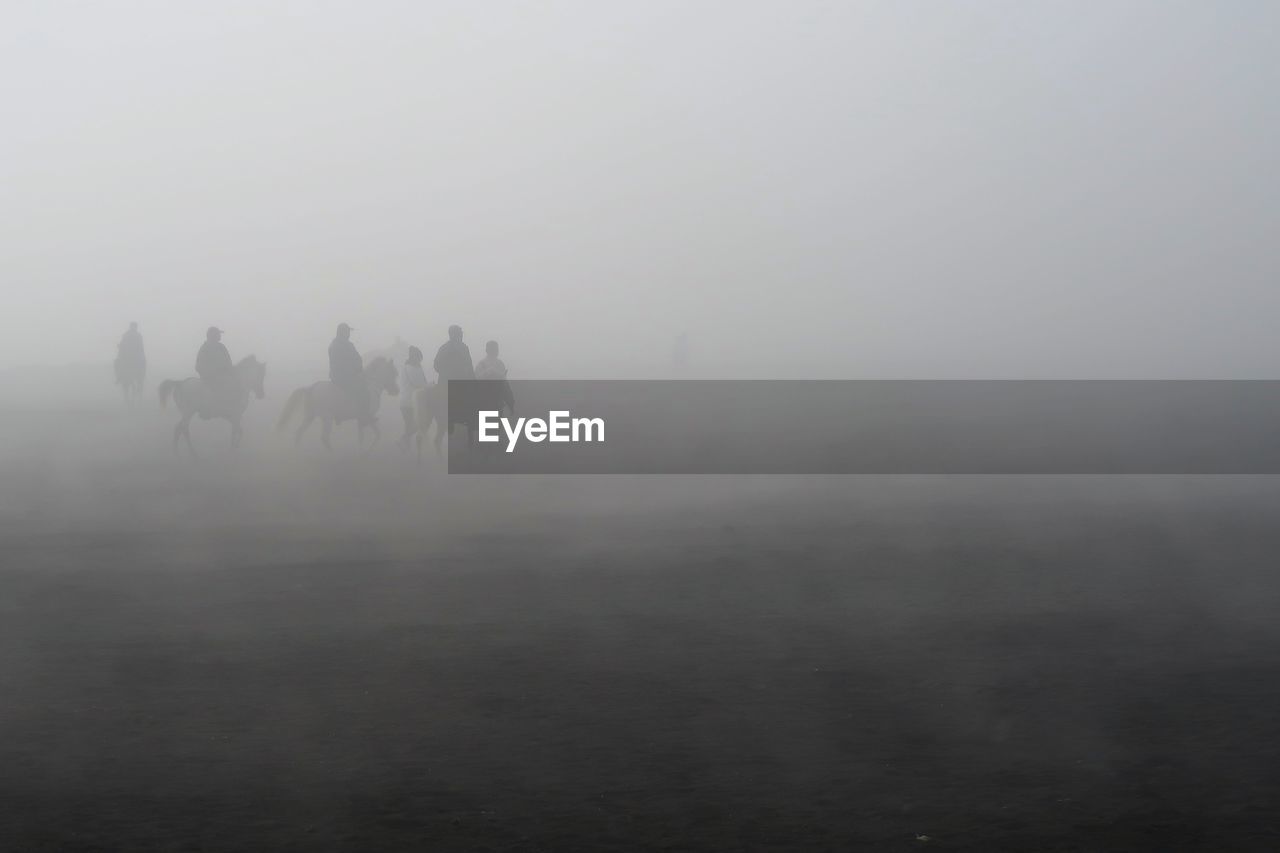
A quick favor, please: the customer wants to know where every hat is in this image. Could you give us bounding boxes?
[337,323,354,334]
[207,326,222,337]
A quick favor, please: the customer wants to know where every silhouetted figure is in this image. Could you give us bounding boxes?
[434,325,476,442]
[118,322,145,368]
[475,339,515,414]
[398,345,429,450]
[196,326,236,403]
[474,339,507,380]
[114,322,146,402]
[433,325,475,381]
[329,323,371,424]
[166,327,264,453]
[160,355,267,455]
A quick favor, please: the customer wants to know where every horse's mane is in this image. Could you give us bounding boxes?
[364,355,391,372]
[237,355,261,367]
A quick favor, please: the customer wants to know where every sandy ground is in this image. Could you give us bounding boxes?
[3,397,1280,851]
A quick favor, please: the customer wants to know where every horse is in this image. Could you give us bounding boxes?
[157,356,268,456]
[114,356,146,405]
[276,356,400,450]
[411,382,447,461]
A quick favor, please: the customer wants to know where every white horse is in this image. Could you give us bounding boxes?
[276,357,400,450]
[157,356,268,455]
[411,382,447,461]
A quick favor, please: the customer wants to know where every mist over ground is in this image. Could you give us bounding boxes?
[4,1,1280,850]
[6,403,1280,850]
[5,1,1280,378]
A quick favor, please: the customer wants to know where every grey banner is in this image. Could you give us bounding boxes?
[445,380,1280,474]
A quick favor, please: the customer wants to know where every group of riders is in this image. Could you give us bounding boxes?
[116,320,512,453]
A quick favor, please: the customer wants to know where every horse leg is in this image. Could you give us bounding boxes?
[434,416,445,459]
[231,418,243,449]
[398,408,414,452]
[172,418,184,455]
[180,413,197,457]
[356,420,379,454]
[321,417,333,450]
[416,415,430,463]
[294,412,315,446]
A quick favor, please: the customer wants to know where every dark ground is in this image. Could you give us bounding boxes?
[2,401,1280,851]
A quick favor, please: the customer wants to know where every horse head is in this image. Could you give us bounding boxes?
[366,356,399,397]
[238,355,267,400]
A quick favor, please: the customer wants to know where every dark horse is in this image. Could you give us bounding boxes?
[157,356,268,455]
[114,353,146,405]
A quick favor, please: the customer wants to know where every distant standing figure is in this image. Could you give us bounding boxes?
[475,339,515,417]
[115,321,146,402]
[329,323,371,424]
[196,326,235,396]
[474,339,507,380]
[398,345,429,450]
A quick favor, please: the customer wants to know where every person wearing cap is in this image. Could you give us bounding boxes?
[195,326,234,397]
[329,322,370,423]
[397,345,429,450]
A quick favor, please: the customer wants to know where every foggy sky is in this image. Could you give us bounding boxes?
[4,1,1278,378]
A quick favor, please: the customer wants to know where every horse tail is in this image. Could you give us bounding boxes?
[158,379,179,408]
[277,388,308,431]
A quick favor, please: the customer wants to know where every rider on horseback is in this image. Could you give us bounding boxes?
[196,326,237,408]
[329,323,371,424]
[117,322,145,370]
[115,322,146,394]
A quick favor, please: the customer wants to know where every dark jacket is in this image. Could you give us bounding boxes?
[196,340,233,382]
[433,340,475,381]
[329,337,363,387]
[118,330,145,364]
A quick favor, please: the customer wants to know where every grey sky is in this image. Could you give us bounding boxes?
[3,1,1277,376]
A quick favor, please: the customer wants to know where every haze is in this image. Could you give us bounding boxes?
[4,1,1278,378]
